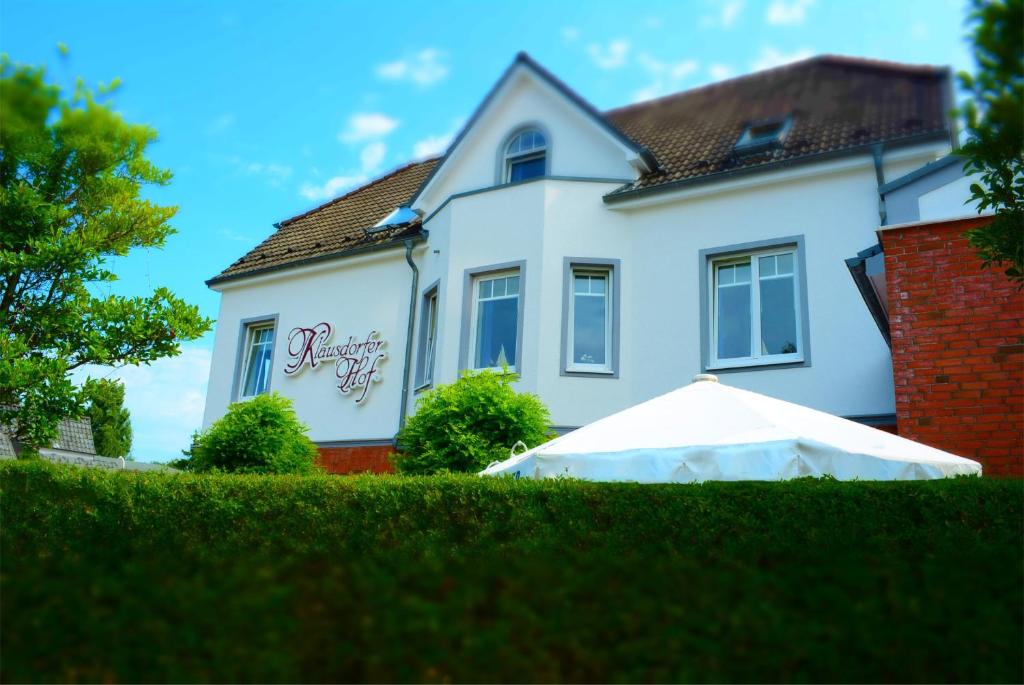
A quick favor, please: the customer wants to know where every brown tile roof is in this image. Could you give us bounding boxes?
[605,55,951,198]
[210,54,951,283]
[209,159,438,283]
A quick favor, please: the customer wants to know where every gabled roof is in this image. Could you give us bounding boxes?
[604,55,952,201]
[208,159,438,285]
[408,52,656,209]
[209,54,953,284]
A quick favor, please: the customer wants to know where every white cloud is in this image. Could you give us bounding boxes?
[300,138,391,202]
[561,26,580,42]
[670,60,700,80]
[765,0,814,25]
[205,113,235,135]
[636,53,662,72]
[700,0,745,29]
[300,175,366,201]
[721,0,745,27]
[709,64,735,80]
[218,228,254,242]
[588,39,631,69]
[632,83,664,103]
[339,112,399,143]
[244,162,292,186]
[375,48,449,87]
[750,46,814,71]
[376,61,406,79]
[633,53,700,102]
[72,345,213,463]
[411,117,465,160]
[413,134,453,159]
[220,156,292,187]
[360,141,387,171]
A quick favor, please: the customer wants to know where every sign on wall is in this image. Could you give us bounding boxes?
[284,323,386,404]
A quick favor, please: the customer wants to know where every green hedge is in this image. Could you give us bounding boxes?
[1,462,1021,684]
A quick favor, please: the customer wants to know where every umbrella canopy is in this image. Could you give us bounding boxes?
[481,375,981,482]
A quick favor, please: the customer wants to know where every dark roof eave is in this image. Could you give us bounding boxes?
[602,130,952,205]
[878,153,963,194]
[206,230,426,288]
[515,53,656,166]
[845,248,891,347]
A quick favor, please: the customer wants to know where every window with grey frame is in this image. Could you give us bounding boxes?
[567,267,613,373]
[504,128,547,183]
[416,288,439,388]
[239,323,275,398]
[471,271,520,371]
[709,246,803,369]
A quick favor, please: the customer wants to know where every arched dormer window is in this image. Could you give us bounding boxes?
[504,128,547,183]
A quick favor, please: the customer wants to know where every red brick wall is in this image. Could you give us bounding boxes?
[317,445,394,474]
[882,215,1023,476]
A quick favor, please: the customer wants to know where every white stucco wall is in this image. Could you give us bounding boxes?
[918,173,981,221]
[202,68,951,443]
[204,250,415,442]
[407,161,908,429]
[414,67,638,212]
[612,165,890,418]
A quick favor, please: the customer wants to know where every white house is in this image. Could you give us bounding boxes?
[202,53,956,472]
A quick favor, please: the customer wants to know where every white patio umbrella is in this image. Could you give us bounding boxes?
[480,374,981,482]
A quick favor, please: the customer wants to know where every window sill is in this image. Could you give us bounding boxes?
[561,368,618,379]
[705,358,809,374]
[413,381,433,394]
[473,366,518,374]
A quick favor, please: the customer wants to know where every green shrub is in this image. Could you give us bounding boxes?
[394,369,551,474]
[1,462,1020,684]
[183,392,319,474]
[81,377,133,459]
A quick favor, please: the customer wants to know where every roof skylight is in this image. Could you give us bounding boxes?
[734,117,791,153]
[368,205,419,233]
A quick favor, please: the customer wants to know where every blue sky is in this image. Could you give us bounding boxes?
[2,0,974,462]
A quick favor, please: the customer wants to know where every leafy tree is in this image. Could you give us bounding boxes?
[394,369,552,475]
[182,393,320,475]
[0,54,211,453]
[957,0,1024,282]
[81,377,132,459]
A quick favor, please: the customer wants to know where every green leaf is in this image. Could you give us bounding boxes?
[0,56,212,450]
[954,0,1024,285]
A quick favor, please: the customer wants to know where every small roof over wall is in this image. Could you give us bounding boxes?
[849,154,992,344]
[1,418,173,472]
[0,417,96,459]
[880,154,972,225]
